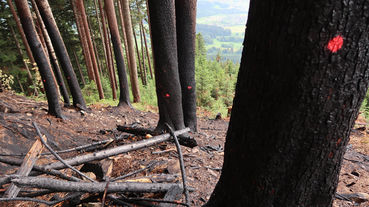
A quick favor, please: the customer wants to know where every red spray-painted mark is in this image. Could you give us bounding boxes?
[165,93,170,98]
[328,151,334,159]
[336,138,342,147]
[327,35,343,53]
[187,86,192,90]
[43,79,46,83]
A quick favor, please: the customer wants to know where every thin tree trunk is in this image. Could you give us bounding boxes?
[107,25,118,91]
[121,0,140,103]
[7,0,35,65]
[15,75,25,93]
[31,0,70,106]
[139,21,147,85]
[145,0,155,78]
[14,0,62,118]
[133,27,144,85]
[104,0,131,107]
[35,0,86,108]
[74,0,104,100]
[9,25,38,96]
[147,0,185,131]
[87,16,103,78]
[97,0,116,100]
[72,0,94,81]
[175,0,197,131]
[141,21,153,79]
[73,51,86,86]
[117,0,131,73]
[93,0,107,74]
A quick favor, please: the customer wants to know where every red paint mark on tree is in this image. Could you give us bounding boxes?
[328,152,334,158]
[336,138,342,147]
[327,35,343,53]
[43,79,46,83]
[165,93,170,98]
[187,86,192,90]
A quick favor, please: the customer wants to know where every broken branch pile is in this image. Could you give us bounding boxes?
[0,122,192,206]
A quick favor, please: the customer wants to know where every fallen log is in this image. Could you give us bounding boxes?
[11,177,184,193]
[117,125,158,136]
[43,128,190,170]
[4,135,46,198]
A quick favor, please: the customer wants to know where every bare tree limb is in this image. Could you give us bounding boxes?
[165,124,189,206]
[43,128,190,170]
[33,122,96,182]
[11,177,185,193]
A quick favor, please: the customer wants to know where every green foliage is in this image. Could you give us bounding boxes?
[0,68,14,90]
[82,75,113,104]
[360,91,369,120]
[195,34,238,117]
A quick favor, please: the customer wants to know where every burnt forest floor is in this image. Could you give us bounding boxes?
[0,90,368,207]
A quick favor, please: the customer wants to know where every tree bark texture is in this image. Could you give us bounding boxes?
[206,0,369,206]
[7,0,35,65]
[74,0,104,100]
[104,0,131,107]
[147,0,185,131]
[72,0,94,81]
[14,0,62,118]
[117,0,131,73]
[73,51,86,85]
[122,0,141,103]
[31,0,70,106]
[175,0,197,131]
[141,21,153,79]
[139,21,147,85]
[97,0,117,100]
[35,0,86,108]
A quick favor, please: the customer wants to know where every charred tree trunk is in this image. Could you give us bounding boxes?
[97,0,117,100]
[104,0,131,107]
[74,0,104,100]
[121,0,141,103]
[147,0,185,131]
[35,0,86,108]
[175,0,197,131]
[7,0,35,65]
[206,0,369,206]
[117,0,131,73]
[31,0,70,106]
[14,0,62,118]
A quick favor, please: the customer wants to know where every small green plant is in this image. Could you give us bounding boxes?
[0,69,14,91]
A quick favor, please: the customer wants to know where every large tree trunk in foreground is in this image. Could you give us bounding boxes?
[175,0,197,131]
[206,0,369,206]
[14,0,62,118]
[122,0,141,103]
[35,0,86,109]
[104,0,131,107]
[147,0,185,131]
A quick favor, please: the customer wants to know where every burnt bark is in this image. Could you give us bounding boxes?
[31,0,70,106]
[147,0,185,131]
[104,0,131,107]
[175,0,197,131]
[206,0,369,206]
[35,0,85,109]
[14,0,62,118]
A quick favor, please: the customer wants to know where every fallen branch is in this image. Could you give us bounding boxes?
[117,125,158,136]
[4,134,45,198]
[0,156,80,182]
[11,177,184,193]
[165,124,190,206]
[33,122,95,182]
[43,128,190,170]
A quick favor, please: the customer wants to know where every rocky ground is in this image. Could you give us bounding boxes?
[0,90,368,206]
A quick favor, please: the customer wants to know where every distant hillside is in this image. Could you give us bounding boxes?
[196,0,249,63]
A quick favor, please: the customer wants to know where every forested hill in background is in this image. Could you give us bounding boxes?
[196,0,249,63]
